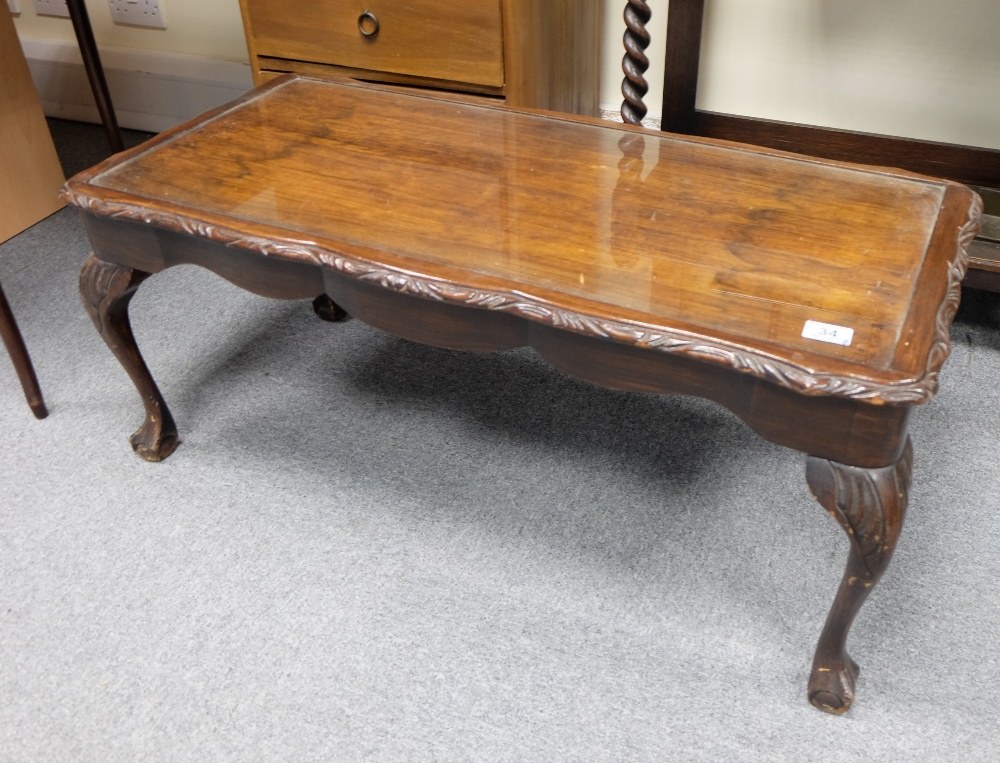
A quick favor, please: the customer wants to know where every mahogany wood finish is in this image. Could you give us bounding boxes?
[79,255,178,461]
[238,0,602,115]
[965,187,1000,292]
[660,0,704,135]
[656,0,1000,287]
[806,438,911,714]
[0,282,47,419]
[312,294,349,323]
[66,76,981,712]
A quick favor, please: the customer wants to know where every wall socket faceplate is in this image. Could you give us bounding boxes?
[33,0,69,17]
[108,0,166,29]
[8,0,23,15]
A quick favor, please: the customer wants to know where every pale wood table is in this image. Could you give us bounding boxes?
[1,8,64,244]
[65,76,981,713]
[1,8,59,417]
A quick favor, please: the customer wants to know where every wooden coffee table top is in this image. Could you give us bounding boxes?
[65,75,981,404]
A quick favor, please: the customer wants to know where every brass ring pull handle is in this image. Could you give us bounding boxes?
[358,11,380,39]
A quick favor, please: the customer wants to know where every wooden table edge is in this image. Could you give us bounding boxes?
[63,179,980,408]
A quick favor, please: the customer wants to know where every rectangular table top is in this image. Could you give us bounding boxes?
[67,76,981,398]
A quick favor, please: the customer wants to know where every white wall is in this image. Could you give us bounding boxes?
[12,0,248,61]
[12,0,1000,149]
[599,0,1000,149]
[11,0,251,132]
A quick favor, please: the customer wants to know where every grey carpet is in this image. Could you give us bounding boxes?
[2,119,999,762]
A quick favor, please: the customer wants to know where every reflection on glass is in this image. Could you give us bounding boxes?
[93,78,946,368]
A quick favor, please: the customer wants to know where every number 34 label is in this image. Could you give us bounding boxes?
[802,320,854,347]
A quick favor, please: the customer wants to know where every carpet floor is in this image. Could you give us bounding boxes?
[2,119,999,762]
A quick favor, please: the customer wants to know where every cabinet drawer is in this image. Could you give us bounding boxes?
[243,0,504,89]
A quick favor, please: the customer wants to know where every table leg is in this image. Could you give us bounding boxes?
[80,255,178,461]
[311,294,348,322]
[805,437,912,714]
[0,282,48,419]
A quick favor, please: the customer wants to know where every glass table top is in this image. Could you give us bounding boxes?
[87,77,951,372]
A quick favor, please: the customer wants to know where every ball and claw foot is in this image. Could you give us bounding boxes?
[805,438,911,714]
[809,653,860,714]
[80,254,181,462]
[312,295,348,322]
[130,417,180,462]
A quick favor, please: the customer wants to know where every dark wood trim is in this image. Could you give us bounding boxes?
[65,0,123,154]
[0,281,47,419]
[620,0,653,124]
[64,177,980,408]
[806,437,912,713]
[658,3,1000,187]
[660,0,705,134]
[684,111,1000,188]
[966,238,1000,292]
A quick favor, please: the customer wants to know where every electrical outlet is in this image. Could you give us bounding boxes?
[8,0,23,15]
[33,0,69,17]
[108,0,166,29]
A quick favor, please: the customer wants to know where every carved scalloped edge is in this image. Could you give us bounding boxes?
[921,192,984,394]
[62,188,982,405]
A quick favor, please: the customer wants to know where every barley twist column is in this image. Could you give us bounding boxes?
[621,0,653,125]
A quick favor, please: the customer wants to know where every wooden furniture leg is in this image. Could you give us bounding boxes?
[311,294,349,322]
[79,255,177,461]
[805,438,912,714]
[0,282,47,419]
[65,0,124,154]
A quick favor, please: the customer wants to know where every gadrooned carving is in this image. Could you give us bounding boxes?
[61,186,983,406]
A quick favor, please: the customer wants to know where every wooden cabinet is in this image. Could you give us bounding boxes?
[238,0,602,116]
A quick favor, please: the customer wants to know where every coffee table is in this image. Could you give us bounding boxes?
[64,75,981,713]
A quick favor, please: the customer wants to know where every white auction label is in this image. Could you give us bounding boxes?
[801,320,854,347]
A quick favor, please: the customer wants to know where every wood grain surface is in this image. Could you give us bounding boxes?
[64,76,980,406]
[0,8,65,244]
[501,0,602,116]
[239,0,602,115]
[240,0,504,89]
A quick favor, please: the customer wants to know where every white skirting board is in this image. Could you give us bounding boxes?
[20,37,254,134]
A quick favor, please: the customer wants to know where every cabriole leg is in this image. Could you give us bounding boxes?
[805,437,912,714]
[311,294,348,322]
[79,254,178,461]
